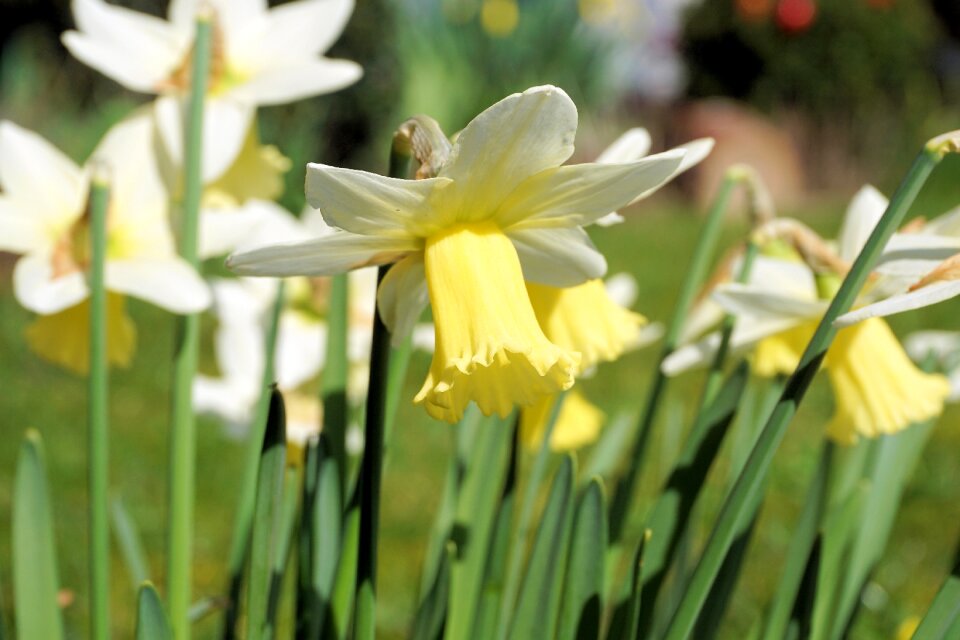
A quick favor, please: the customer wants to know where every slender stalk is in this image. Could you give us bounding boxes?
[221,282,285,639]
[353,147,408,638]
[608,170,742,541]
[662,144,947,640]
[354,266,392,640]
[321,273,349,490]
[697,241,759,410]
[496,393,566,640]
[87,167,111,640]
[168,13,211,639]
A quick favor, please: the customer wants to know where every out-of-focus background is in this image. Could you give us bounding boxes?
[1,0,959,637]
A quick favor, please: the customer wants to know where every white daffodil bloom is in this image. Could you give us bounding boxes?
[835,197,960,328]
[0,115,209,372]
[229,85,690,422]
[593,127,714,227]
[63,0,362,181]
[664,186,950,444]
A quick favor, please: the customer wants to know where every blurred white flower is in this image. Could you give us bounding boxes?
[63,0,362,181]
[0,115,210,316]
[904,331,960,402]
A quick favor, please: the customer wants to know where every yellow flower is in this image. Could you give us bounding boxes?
[520,389,606,451]
[824,318,950,444]
[481,0,519,37]
[25,294,136,375]
[203,124,291,208]
[753,320,816,378]
[527,278,645,373]
[229,86,689,422]
[415,222,578,422]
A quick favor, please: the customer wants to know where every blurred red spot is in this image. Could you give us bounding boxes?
[776,0,816,33]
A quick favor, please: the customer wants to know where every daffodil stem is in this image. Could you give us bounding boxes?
[496,394,566,640]
[354,147,408,638]
[354,266,392,639]
[698,241,759,410]
[662,145,945,640]
[321,273,349,492]
[87,170,110,640]
[168,13,211,640]
[608,170,741,542]
[221,282,284,640]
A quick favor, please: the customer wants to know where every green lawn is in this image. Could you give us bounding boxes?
[2,190,960,638]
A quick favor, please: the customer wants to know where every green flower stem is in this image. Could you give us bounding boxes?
[353,146,408,639]
[496,394,566,640]
[168,13,211,639]
[321,273,349,491]
[221,282,285,639]
[608,169,742,542]
[662,143,948,640]
[87,167,110,640]
[697,240,759,410]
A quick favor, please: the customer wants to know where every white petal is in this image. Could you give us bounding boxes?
[91,111,167,216]
[376,254,429,344]
[604,272,638,308]
[227,231,420,277]
[0,121,87,223]
[923,205,960,236]
[106,257,211,313]
[745,255,819,298]
[193,375,258,427]
[170,0,267,29]
[497,149,686,229]
[276,312,326,390]
[876,258,946,279]
[593,212,624,227]
[13,252,88,314]
[596,128,651,163]
[230,59,362,106]
[877,233,960,272]
[837,185,887,262]
[712,283,827,322]
[411,323,436,352]
[662,316,801,376]
[63,0,185,92]
[154,96,254,182]
[200,200,309,258]
[834,281,960,328]
[440,85,577,217]
[904,331,960,365]
[230,0,354,65]
[213,314,266,387]
[0,198,45,253]
[305,163,451,237]
[508,226,606,287]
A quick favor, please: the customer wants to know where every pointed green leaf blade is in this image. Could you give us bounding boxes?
[912,566,960,640]
[13,430,64,640]
[508,455,576,640]
[136,582,172,640]
[557,478,607,640]
[112,496,150,589]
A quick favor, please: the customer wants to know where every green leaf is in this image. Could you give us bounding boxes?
[112,496,150,589]
[762,444,831,640]
[912,563,960,640]
[581,411,636,482]
[329,497,360,640]
[606,530,651,640]
[557,478,607,640]
[300,436,343,637]
[447,414,514,640]
[135,582,172,640]
[637,362,750,636]
[246,388,287,640]
[508,455,576,640]
[13,430,64,640]
[411,542,454,640]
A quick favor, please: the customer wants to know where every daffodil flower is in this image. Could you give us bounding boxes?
[0,115,210,373]
[904,331,960,402]
[835,198,960,328]
[519,389,606,452]
[63,0,362,181]
[663,186,950,444]
[229,85,689,422]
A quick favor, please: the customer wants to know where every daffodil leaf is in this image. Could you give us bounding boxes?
[112,496,150,589]
[246,388,287,640]
[636,362,750,637]
[581,410,637,482]
[912,561,960,640]
[606,531,650,640]
[12,430,64,640]
[411,542,454,640]
[557,478,607,640]
[135,583,172,640]
[507,455,576,640]
[329,500,360,640]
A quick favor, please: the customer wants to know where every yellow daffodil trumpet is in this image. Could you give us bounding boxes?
[519,389,605,452]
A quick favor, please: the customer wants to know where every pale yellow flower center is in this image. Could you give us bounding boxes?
[414,221,579,423]
[527,279,645,373]
[203,125,292,208]
[25,294,136,375]
[753,321,817,378]
[158,17,245,97]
